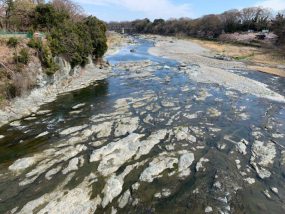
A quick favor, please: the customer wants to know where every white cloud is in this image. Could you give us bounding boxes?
[77,0,193,20]
[256,0,285,11]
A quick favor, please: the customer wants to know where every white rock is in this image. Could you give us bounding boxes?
[271,187,278,194]
[196,157,209,172]
[250,141,276,179]
[132,182,140,191]
[36,131,49,138]
[45,166,62,180]
[263,190,271,199]
[244,177,255,185]
[140,156,178,182]
[62,157,79,174]
[72,103,86,109]
[0,135,4,139]
[178,152,195,177]
[174,127,196,142]
[10,121,21,127]
[102,176,123,208]
[118,190,131,208]
[251,141,276,167]
[114,117,139,137]
[205,206,213,213]
[213,181,222,189]
[237,141,247,155]
[91,121,113,138]
[90,130,167,177]
[37,110,51,115]
[60,125,88,135]
[9,157,36,172]
[101,163,143,208]
[207,108,221,117]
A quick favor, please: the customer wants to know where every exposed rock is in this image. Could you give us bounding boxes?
[91,121,113,138]
[140,155,178,182]
[174,127,196,142]
[0,135,4,139]
[90,130,167,176]
[236,140,247,155]
[18,173,101,213]
[72,103,86,109]
[114,117,139,137]
[244,177,255,185]
[207,108,221,117]
[36,131,49,138]
[10,121,21,127]
[9,157,36,172]
[45,166,62,180]
[118,190,131,208]
[263,190,271,199]
[20,145,87,186]
[60,125,88,135]
[102,176,123,208]
[102,162,144,208]
[36,110,51,115]
[250,141,276,179]
[62,157,79,174]
[196,157,209,172]
[271,187,278,194]
[154,189,172,198]
[178,151,195,177]
[213,181,222,189]
[205,206,213,213]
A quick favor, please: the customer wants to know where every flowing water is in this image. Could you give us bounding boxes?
[0,38,285,213]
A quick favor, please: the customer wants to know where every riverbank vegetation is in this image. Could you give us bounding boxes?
[108,7,285,48]
[0,0,108,105]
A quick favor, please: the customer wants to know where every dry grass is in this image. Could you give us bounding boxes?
[191,38,285,77]
[107,32,125,48]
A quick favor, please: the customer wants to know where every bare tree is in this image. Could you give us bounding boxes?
[51,0,84,22]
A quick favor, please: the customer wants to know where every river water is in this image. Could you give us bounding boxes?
[0,38,285,213]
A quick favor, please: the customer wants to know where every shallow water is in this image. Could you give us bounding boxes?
[0,38,285,213]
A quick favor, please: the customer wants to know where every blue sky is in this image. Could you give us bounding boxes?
[75,0,285,21]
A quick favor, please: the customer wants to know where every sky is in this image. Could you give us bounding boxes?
[75,0,285,22]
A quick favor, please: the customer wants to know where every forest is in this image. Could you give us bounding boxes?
[108,7,285,44]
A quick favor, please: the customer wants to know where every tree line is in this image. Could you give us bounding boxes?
[0,0,108,73]
[108,7,285,44]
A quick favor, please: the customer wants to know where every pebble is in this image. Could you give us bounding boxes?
[205,206,213,213]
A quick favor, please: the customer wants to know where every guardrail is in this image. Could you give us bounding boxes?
[0,32,40,39]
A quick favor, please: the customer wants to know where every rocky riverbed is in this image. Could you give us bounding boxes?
[0,36,284,213]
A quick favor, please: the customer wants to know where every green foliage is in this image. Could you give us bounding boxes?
[84,16,108,58]
[27,38,41,49]
[48,20,93,67]
[7,37,19,48]
[31,4,108,68]
[40,44,59,75]
[3,2,108,72]
[32,3,69,31]
[17,48,30,64]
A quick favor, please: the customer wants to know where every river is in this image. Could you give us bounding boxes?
[0,38,284,213]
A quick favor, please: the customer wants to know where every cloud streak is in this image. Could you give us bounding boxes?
[255,0,285,11]
[77,0,193,20]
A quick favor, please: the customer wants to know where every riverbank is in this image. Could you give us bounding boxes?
[188,37,285,77]
[146,35,285,103]
[0,32,129,128]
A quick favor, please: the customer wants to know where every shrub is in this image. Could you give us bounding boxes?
[17,48,30,64]
[7,37,19,48]
[27,38,42,49]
